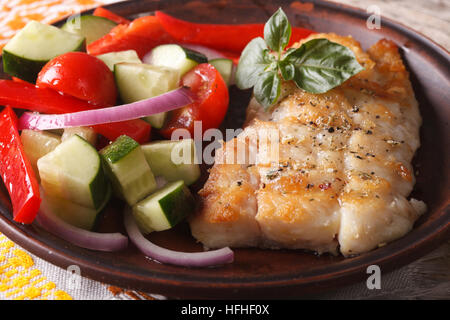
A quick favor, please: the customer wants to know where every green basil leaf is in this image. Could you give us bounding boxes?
[279,61,295,80]
[263,50,278,71]
[284,38,364,93]
[254,71,281,109]
[264,8,291,53]
[235,37,271,89]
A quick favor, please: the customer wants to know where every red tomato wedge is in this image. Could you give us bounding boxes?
[93,7,131,25]
[155,11,315,53]
[160,63,229,139]
[0,80,151,144]
[0,106,41,224]
[37,52,117,107]
[87,15,173,58]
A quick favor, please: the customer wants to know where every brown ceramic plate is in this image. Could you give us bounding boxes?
[0,0,449,299]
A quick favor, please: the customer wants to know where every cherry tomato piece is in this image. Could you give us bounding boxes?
[36,52,117,107]
[160,63,229,139]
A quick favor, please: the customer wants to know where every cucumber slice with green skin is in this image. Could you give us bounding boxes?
[149,44,207,76]
[2,21,85,83]
[96,50,142,71]
[21,129,61,179]
[62,126,97,146]
[37,134,109,210]
[61,15,117,45]
[141,139,200,186]
[41,184,111,230]
[132,180,194,233]
[209,58,234,85]
[114,63,180,129]
[100,135,156,206]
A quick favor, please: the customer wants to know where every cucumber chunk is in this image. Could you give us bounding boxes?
[141,139,200,186]
[114,63,180,103]
[209,58,234,85]
[143,112,167,130]
[61,126,97,146]
[61,15,117,45]
[21,130,61,179]
[96,50,142,71]
[132,180,194,233]
[37,135,109,209]
[41,184,111,230]
[149,44,207,76]
[100,135,156,206]
[3,21,85,82]
[114,63,180,128]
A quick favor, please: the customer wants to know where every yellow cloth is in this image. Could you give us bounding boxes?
[0,0,121,50]
[0,234,72,300]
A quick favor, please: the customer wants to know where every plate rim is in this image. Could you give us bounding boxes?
[0,0,449,298]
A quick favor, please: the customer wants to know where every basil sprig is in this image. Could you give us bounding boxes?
[235,8,364,110]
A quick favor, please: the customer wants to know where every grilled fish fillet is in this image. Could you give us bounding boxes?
[190,33,426,256]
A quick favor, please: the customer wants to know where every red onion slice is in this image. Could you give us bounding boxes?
[18,87,192,131]
[124,209,234,267]
[36,194,128,252]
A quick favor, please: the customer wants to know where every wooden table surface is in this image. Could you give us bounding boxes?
[311,0,450,300]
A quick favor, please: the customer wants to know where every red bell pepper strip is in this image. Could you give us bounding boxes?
[155,11,315,53]
[219,51,240,65]
[87,15,173,58]
[0,80,151,143]
[0,106,41,224]
[93,7,131,25]
[12,77,31,84]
